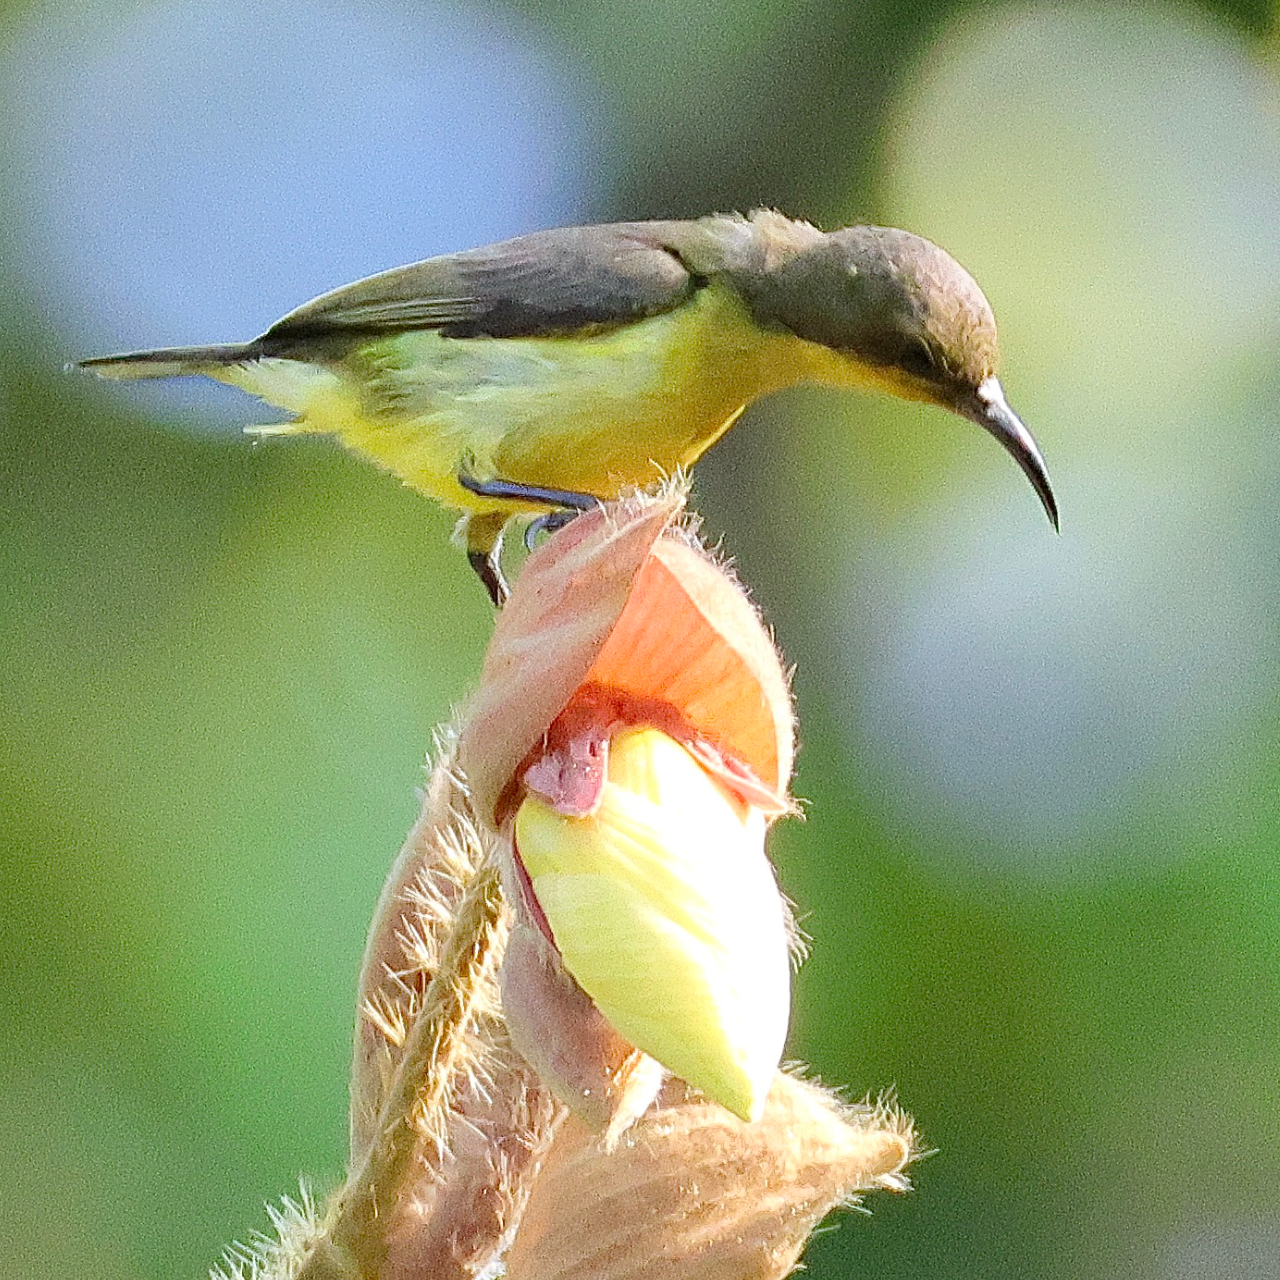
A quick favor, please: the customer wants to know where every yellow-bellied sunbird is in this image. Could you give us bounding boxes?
[78,210,1056,602]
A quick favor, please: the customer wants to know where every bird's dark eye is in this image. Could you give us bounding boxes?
[896,340,936,378]
[898,340,936,379]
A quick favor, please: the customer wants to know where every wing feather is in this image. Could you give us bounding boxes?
[262,223,702,344]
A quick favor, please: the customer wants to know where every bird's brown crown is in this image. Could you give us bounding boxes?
[841,226,999,385]
[732,220,1000,406]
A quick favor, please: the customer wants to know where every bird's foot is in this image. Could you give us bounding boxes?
[523,508,579,551]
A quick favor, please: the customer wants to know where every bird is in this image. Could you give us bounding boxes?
[77,209,1057,603]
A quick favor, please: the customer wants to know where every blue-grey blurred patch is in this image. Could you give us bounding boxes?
[808,2,1280,876]
[1162,1216,1280,1280]
[1,0,609,428]
[832,441,1273,872]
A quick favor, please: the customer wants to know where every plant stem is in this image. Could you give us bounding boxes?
[298,861,505,1280]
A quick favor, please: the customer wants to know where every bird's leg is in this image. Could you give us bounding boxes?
[457,472,601,513]
[468,551,507,608]
[464,512,509,607]
[458,469,603,603]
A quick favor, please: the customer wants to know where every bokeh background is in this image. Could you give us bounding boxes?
[3,0,1280,1276]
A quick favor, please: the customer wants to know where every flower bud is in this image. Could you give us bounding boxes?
[457,489,796,1128]
[198,496,917,1280]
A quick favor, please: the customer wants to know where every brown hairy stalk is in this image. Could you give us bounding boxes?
[327,752,560,1280]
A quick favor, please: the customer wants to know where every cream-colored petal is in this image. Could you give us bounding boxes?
[515,727,790,1121]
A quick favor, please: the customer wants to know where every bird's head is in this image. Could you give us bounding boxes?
[744,223,1057,528]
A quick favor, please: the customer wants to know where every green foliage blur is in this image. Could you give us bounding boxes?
[3,1,1280,1278]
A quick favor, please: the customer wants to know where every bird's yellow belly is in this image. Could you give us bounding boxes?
[232,285,809,515]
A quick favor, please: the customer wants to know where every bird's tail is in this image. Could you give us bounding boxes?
[74,342,261,380]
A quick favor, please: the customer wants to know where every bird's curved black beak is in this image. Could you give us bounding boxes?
[961,377,1059,530]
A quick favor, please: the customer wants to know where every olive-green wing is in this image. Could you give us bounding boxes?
[262,222,704,345]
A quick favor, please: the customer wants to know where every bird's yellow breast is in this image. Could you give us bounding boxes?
[226,282,837,514]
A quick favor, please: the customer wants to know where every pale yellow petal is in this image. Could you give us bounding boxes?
[514,727,789,1121]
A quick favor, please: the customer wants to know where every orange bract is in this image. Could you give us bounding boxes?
[458,489,793,825]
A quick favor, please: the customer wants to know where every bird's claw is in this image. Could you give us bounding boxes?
[524,509,580,551]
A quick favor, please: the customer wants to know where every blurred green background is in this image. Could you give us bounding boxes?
[3,0,1280,1277]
